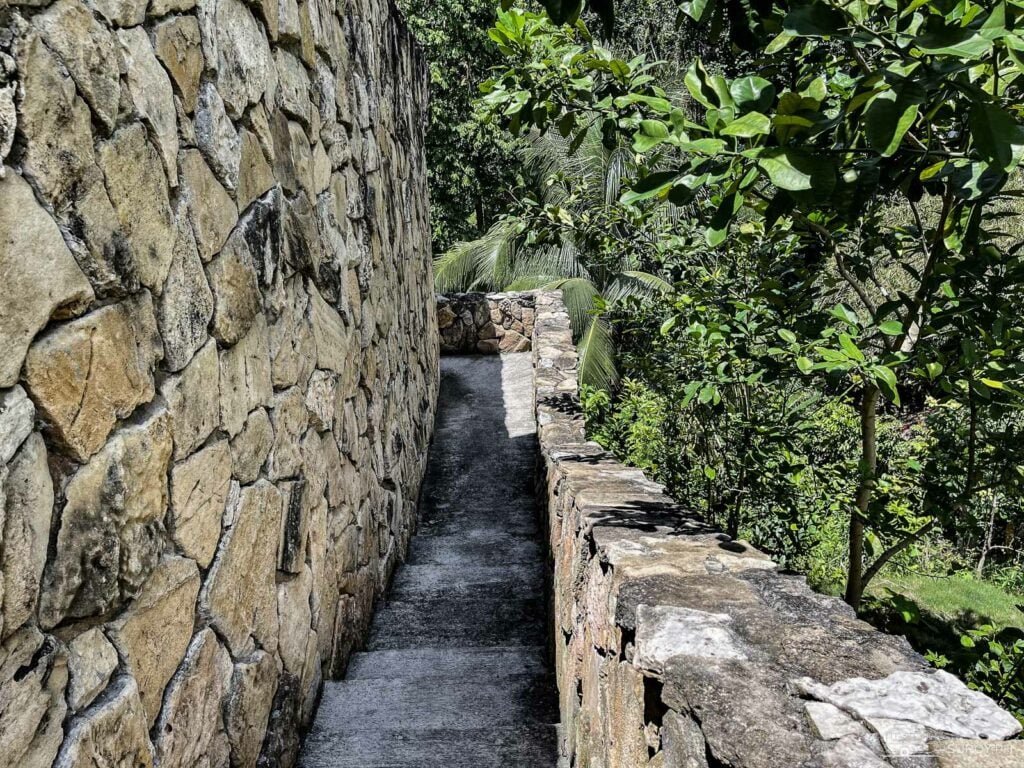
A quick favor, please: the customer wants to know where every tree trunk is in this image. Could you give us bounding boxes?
[846,385,879,610]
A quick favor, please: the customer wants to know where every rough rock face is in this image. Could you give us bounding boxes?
[437,292,536,354]
[529,289,1022,768]
[0,0,436,763]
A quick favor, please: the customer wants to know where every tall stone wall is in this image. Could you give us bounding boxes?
[437,291,536,354]
[531,291,1023,768]
[0,0,438,765]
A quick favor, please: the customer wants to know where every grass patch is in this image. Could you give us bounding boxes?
[871,573,1024,631]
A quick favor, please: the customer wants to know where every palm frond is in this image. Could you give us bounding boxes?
[577,314,618,391]
[433,218,521,292]
[545,277,601,335]
[604,270,673,305]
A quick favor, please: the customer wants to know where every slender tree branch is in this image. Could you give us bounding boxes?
[862,519,938,588]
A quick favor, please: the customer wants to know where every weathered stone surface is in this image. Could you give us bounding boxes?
[276,48,312,126]
[269,277,316,389]
[88,0,147,26]
[157,207,214,371]
[169,441,231,567]
[0,628,68,768]
[805,701,870,742]
[0,386,34,465]
[230,407,274,483]
[54,675,154,768]
[206,219,263,345]
[197,0,272,117]
[277,479,310,575]
[930,738,1024,767]
[154,15,203,114]
[239,129,275,212]
[33,0,120,131]
[277,567,312,675]
[224,650,277,768]
[195,83,241,191]
[267,388,308,480]
[635,605,748,673]
[796,670,1023,741]
[219,315,273,437]
[200,480,282,655]
[23,293,161,462]
[39,407,173,627]
[66,628,118,712]
[107,556,200,726]
[0,171,93,388]
[153,628,233,768]
[97,124,175,292]
[180,149,238,261]
[309,283,352,373]
[1,435,52,639]
[161,339,220,460]
[117,27,178,186]
[149,0,196,16]
[305,370,336,431]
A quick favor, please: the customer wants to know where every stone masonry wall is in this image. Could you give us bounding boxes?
[437,291,535,354]
[0,0,438,766]
[531,291,1023,768]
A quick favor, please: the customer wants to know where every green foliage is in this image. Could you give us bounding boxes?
[480,1,1024,608]
[397,0,525,253]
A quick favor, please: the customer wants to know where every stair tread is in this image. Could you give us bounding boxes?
[299,725,560,768]
[345,646,548,680]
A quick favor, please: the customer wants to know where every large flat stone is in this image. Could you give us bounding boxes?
[0,628,68,768]
[54,675,154,768]
[161,338,221,461]
[0,171,93,388]
[169,440,231,568]
[23,293,161,462]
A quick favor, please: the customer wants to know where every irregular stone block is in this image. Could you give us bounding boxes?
[179,148,237,261]
[89,0,147,26]
[0,628,68,768]
[238,129,274,212]
[199,480,282,655]
[267,388,308,480]
[154,15,204,114]
[157,207,214,372]
[97,124,176,292]
[930,739,1024,767]
[39,407,173,627]
[149,0,195,15]
[229,407,274,483]
[0,385,34,465]
[66,628,118,712]
[117,26,178,186]
[33,0,120,131]
[1,434,53,639]
[277,566,312,675]
[153,628,232,768]
[169,441,231,568]
[107,556,200,727]
[269,277,316,389]
[219,315,273,437]
[277,479,309,575]
[54,675,154,768]
[206,221,263,345]
[161,339,220,461]
[195,83,241,191]
[275,48,312,126]
[197,0,272,117]
[224,650,277,768]
[309,283,352,374]
[305,370,336,431]
[0,171,93,388]
[23,293,161,462]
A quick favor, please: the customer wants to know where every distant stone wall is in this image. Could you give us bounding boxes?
[0,0,437,766]
[437,291,535,354]
[532,290,1023,768]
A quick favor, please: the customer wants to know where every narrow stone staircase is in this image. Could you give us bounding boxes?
[299,354,560,767]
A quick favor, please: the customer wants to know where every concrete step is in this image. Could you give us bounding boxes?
[299,725,559,768]
[407,530,543,567]
[345,646,548,681]
[367,595,547,649]
[310,675,559,731]
[415,503,541,537]
[388,563,542,601]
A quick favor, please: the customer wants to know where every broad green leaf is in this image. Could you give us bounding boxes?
[621,170,678,204]
[879,320,903,336]
[729,76,776,112]
[757,149,831,191]
[840,333,865,362]
[685,59,719,110]
[831,304,860,326]
[678,0,709,22]
[865,92,919,157]
[871,365,900,404]
[784,4,846,36]
[797,356,813,374]
[721,111,772,137]
[915,28,993,58]
[969,101,1024,172]
[778,328,798,344]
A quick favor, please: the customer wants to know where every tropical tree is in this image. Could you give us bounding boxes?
[434,127,671,389]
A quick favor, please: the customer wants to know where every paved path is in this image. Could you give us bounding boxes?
[300,354,560,767]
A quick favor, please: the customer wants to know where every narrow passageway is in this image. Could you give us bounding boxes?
[300,354,560,767]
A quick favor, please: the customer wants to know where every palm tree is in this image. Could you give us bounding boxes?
[434,128,671,390]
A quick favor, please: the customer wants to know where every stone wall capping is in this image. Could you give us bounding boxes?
[530,288,1023,767]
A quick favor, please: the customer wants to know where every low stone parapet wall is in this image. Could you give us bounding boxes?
[437,291,536,353]
[531,290,1023,768]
